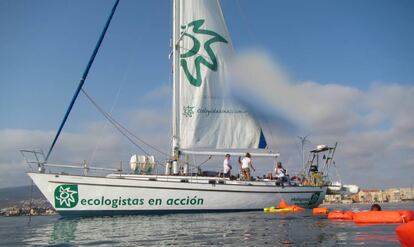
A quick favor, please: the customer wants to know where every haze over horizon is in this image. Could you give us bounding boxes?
[0,0,413,189]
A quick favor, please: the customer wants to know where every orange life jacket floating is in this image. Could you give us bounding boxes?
[327,211,354,220]
[396,221,414,247]
[353,210,414,224]
[263,199,305,213]
[277,199,289,209]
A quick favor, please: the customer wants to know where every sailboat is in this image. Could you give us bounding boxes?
[22,0,327,216]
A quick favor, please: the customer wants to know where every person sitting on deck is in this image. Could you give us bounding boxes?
[239,153,255,181]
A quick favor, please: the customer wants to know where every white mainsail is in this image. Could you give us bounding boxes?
[174,0,267,150]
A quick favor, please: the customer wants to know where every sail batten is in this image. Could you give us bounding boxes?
[175,0,268,151]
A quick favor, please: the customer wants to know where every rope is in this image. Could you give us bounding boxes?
[88,83,123,166]
[81,89,169,158]
[88,10,152,166]
[197,156,212,168]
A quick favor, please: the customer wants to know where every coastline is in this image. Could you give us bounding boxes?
[0,198,56,217]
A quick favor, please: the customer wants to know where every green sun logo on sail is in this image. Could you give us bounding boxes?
[183,105,195,117]
[54,184,79,208]
[180,19,228,87]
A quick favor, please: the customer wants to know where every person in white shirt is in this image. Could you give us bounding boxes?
[274,161,287,187]
[223,154,232,177]
[238,153,255,181]
[274,162,286,178]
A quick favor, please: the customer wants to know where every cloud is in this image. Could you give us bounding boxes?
[230,51,362,134]
[0,128,124,187]
[0,84,172,188]
[1,55,413,189]
[229,50,414,188]
[140,84,171,102]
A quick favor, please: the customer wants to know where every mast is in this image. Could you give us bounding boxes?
[171,0,180,159]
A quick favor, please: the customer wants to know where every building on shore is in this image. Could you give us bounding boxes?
[0,198,56,217]
[357,189,384,203]
[323,187,414,204]
[400,187,414,201]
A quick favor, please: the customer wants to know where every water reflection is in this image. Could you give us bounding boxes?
[16,205,407,246]
[49,219,78,245]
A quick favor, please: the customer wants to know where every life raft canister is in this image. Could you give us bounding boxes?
[328,211,354,220]
[396,221,414,247]
[353,210,409,224]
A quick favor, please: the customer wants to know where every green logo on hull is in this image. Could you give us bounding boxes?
[54,184,79,208]
[180,19,228,87]
[308,192,321,206]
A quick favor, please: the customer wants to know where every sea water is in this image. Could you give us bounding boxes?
[0,202,412,246]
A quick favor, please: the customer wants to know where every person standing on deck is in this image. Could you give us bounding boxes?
[239,153,255,181]
[275,162,287,180]
[223,154,232,177]
[275,161,287,187]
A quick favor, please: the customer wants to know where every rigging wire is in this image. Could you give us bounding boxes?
[197,155,212,168]
[89,3,155,166]
[87,82,123,166]
[235,0,257,44]
[81,89,170,158]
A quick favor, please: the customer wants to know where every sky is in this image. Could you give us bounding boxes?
[0,0,413,189]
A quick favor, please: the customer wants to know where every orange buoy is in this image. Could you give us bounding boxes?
[313,207,329,215]
[353,211,403,224]
[277,199,289,209]
[396,221,414,247]
[328,211,353,220]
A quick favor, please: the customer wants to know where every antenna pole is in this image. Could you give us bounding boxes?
[298,135,309,171]
[45,0,120,162]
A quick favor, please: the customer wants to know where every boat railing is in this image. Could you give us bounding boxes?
[20,149,120,174]
[20,149,46,172]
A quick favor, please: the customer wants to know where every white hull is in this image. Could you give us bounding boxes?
[29,172,327,216]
